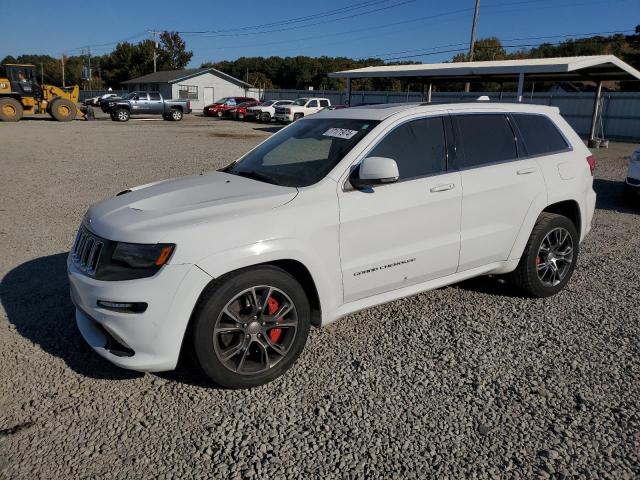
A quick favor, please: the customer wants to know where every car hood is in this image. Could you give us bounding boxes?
[85,172,298,243]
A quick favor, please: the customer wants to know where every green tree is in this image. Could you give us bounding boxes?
[158,31,193,70]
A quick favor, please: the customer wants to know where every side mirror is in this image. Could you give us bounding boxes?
[351,156,399,188]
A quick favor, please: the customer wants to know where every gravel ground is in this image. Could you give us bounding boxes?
[0,114,638,479]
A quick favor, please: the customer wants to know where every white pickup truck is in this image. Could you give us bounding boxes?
[274,97,331,122]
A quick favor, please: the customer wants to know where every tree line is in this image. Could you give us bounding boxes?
[2,27,639,92]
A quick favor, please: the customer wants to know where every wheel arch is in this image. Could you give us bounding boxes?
[178,258,323,367]
[508,196,583,263]
[542,200,582,238]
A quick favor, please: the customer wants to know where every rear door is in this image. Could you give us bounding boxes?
[148,92,163,114]
[339,114,462,302]
[450,112,546,271]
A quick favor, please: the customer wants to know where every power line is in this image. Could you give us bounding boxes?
[179,0,417,37]
[182,0,394,34]
[370,29,635,59]
[380,32,636,61]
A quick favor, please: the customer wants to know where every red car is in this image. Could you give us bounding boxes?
[225,100,262,120]
[203,97,257,117]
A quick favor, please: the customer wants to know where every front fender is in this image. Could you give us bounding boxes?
[195,239,342,325]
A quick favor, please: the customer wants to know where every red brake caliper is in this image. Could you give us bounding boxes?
[266,296,283,343]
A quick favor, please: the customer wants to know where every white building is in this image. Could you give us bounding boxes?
[122,68,257,110]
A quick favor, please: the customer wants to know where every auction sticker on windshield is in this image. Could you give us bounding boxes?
[323,128,359,140]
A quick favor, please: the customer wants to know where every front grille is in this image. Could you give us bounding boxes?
[71,226,104,275]
[275,107,287,115]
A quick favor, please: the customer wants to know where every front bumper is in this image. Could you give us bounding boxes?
[68,256,212,372]
[275,113,293,122]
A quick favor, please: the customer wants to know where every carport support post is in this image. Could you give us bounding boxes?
[426,82,433,103]
[588,80,603,148]
[517,72,525,102]
[345,78,352,107]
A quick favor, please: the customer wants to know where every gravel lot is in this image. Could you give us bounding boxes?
[1,114,638,479]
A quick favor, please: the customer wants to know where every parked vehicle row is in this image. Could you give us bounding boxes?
[202,96,345,123]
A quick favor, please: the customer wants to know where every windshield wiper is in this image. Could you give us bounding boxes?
[233,170,277,185]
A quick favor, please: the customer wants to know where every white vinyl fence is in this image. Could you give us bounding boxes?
[262,89,640,141]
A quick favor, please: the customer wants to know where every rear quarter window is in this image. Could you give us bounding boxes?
[512,113,569,156]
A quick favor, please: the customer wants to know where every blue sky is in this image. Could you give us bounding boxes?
[1,0,638,66]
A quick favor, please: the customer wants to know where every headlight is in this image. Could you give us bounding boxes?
[96,242,175,281]
[108,101,116,106]
[113,243,174,269]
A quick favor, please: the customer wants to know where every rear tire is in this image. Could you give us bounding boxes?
[0,97,23,122]
[50,98,77,122]
[508,212,579,297]
[170,108,183,121]
[191,266,311,389]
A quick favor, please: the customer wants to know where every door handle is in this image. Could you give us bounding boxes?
[517,167,536,175]
[430,183,455,192]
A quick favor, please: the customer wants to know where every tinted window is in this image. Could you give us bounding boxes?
[149,92,161,100]
[453,114,517,168]
[308,100,318,108]
[368,117,446,180]
[512,114,568,156]
[135,93,148,101]
[319,100,330,107]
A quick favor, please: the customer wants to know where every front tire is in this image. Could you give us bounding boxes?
[50,98,77,122]
[191,266,311,389]
[293,113,303,121]
[260,112,271,122]
[509,212,579,297]
[115,109,130,122]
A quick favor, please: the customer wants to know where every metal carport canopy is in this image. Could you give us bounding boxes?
[329,55,640,146]
[328,55,640,83]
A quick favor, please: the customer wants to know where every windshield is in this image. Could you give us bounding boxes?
[125,92,138,99]
[214,97,229,104]
[225,118,380,187]
[261,100,275,106]
[293,99,308,106]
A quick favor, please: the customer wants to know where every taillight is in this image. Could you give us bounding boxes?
[586,155,596,175]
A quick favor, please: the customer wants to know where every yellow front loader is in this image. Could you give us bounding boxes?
[0,63,84,122]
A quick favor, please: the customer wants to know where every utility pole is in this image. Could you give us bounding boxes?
[149,30,161,72]
[61,55,65,87]
[464,0,480,93]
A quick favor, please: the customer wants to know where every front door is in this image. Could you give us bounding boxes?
[450,113,547,271]
[131,92,149,113]
[204,87,214,106]
[339,115,462,303]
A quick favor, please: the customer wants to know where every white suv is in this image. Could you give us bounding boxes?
[274,97,331,122]
[68,102,596,388]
